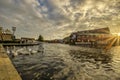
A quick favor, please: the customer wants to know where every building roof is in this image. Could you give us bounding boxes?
[90,27,110,34]
[4,29,12,34]
[77,27,110,35]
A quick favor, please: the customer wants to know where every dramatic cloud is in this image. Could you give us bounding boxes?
[0,0,120,39]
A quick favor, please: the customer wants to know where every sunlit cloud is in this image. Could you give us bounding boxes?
[0,0,120,39]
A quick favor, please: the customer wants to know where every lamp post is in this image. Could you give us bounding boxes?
[12,27,16,41]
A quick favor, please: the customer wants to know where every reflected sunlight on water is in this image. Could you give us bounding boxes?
[7,43,120,80]
[110,46,120,74]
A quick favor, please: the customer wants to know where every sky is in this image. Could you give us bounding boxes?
[0,0,120,40]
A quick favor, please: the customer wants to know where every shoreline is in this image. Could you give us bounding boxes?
[0,44,22,80]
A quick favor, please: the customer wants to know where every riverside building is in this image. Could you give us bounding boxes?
[69,27,112,48]
[0,27,13,42]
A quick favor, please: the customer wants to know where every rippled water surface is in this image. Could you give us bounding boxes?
[8,43,120,80]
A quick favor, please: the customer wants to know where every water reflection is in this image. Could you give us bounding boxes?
[7,43,120,80]
[68,49,118,80]
[110,46,120,75]
[69,50,112,63]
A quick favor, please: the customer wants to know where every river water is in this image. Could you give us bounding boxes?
[8,43,120,80]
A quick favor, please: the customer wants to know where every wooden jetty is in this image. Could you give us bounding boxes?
[0,44,22,80]
[1,43,39,46]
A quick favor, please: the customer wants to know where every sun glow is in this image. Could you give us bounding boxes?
[112,33,120,36]
[118,33,120,36]
[104,32,120,51]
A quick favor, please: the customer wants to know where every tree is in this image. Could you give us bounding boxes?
[38,35,44,42]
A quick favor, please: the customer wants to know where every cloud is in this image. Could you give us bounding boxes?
[0,0,120,39]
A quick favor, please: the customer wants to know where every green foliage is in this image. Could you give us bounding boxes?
[37,35,44,42]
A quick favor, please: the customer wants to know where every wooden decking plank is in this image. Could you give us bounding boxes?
[0,44,22,80]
